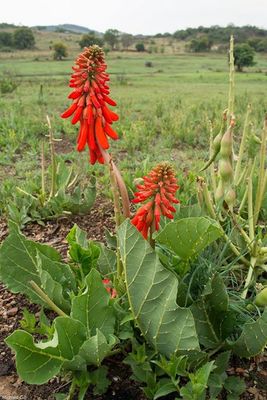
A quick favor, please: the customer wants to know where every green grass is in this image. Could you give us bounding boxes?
[0,49,267,215]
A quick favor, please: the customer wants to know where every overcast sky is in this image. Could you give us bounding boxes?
[1,0,267,34]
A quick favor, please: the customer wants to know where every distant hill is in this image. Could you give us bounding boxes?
[33,24,102,35]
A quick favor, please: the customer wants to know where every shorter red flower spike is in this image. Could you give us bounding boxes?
[102,279,117,298]
[131,162,180,239]
[61,45,119,164]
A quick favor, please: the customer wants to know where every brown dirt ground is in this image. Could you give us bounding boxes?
[0,199,266,400]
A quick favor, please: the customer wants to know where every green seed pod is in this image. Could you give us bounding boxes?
[215,180,224,202]
[219,159,233,182]
[224,188,236,208]
[255,287,267,307]
[213,131,223,153]
[220,129,232,158]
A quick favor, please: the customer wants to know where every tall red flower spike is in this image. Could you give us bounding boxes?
[131,162,180,239]
[61,45,119,164]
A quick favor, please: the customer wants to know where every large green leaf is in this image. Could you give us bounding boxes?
[190,274,230,349]
[97,244,116,275]
[156,217,223,261]
[230,309,267,357]
[0,221,64,304]
[79,329,112,366]
[5,317,86,384]
[71,268,115,337]
[118,220,199,357]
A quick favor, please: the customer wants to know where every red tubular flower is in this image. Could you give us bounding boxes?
[61,45,119,164]
[131,163,180,239]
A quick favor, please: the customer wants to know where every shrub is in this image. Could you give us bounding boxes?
[136,42,145,52]
[13,27,35,49]
[0,70,18,94]
[188,35,213,52]
[234,43,255,71]
[79,33,104,49]
[0,31,13,47]
[52,42,68,60]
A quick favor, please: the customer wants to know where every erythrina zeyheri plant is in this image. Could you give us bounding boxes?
[61,45,119,165]
[131,162,179,239]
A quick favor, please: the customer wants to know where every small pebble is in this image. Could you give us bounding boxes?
[6,307,18,317]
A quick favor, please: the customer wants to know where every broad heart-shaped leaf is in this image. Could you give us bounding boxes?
[190,274,231,349]
[79,329,112,366]
[37,251,77,313]
[97,244,116,275]
[118,220,199,357]
[0,221,63,304]
[230,308,267,357]
[71,268,115,338]
[156,217,223,261]
[5,317,86,384]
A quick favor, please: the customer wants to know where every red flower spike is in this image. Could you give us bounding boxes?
[61,45,119,164]
[131,163,180,239]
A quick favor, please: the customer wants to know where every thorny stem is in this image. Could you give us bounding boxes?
[46,115,57,199]
[29,280,67,317]
[254,116,267,226]
[234,104,251,185]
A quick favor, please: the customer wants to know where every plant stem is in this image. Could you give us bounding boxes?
[108,159,122,228]
[202,180,217,219]
[41,140,46,199]
[46,115,57,199]
[254,116,267,226]
[222,232,250,267]
[67,378,77,400]
[227,35,235,124]
[29,280,67,317]
[247,174,255,243]
[234,104,251,185]
[241,256,257,299]
[97,144,131,218]
[208,124,217,195]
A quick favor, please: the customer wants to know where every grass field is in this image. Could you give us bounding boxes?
[0,44,267,216]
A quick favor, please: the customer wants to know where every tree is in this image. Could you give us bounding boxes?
[121,33,133,49]
[135,42,145,52]
[188,36,213,52]
[79,33,103,49]
[13,27,35,49]
[234,43,255,71]
[0,32,13,47]
[52,42,68,60]
[104,29,119,50]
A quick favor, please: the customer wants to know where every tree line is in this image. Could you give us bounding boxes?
[0,27,35,49]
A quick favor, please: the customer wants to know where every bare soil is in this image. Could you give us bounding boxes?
[0,199,266,400]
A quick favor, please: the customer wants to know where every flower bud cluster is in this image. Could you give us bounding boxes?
[61,45,119,164]
[131,163,179,239]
